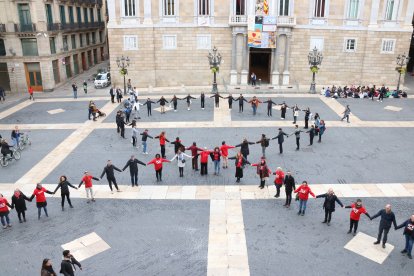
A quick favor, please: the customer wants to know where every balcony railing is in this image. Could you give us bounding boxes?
[0,24,6,33]
[47,23,61,31]
[276,16,296,27]
[229,15,247,26]
[14,23,36,33]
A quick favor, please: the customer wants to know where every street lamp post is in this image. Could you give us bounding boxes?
[395,53,409,93]
[207,46,222,93]
[116,56,130,95]
[308,47,323,94]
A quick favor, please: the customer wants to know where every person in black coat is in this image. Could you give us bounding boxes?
[235,138,255,161]
[283,171,295,207]
[303,107,311,129]
[156,96,169,114]
[224,94,235,109]
[60,250,82,276]
[171,137,185,154]
[181,94,196,110]
[122,155,146,187]
[263,98,277,116]
[53,176,77,211]
[228,152,250,182]
[395,214,414,259]
[109,86,115,103]
[316,188,344,226]
[11,189,30,223]
[371,204,397,248]
[235,94,248,112]
[171,95,180,112]
[210,92,224,108]
[272,128,289,154]
[142,98,155,116]
[100,160,122,192]
[200,93,205,109]
[306,125,316,146]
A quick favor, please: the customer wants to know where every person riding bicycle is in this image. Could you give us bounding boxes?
[1,139,13,160]
[11,126,21,148]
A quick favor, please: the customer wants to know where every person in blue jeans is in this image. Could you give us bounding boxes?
[11,126,21,148]
[396,214,414,259]
[210,147,221,175]
[294,181,315,216]
[140,129,153,154]
[72,83,78,99]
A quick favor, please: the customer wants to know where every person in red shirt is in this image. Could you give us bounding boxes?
[345,199,371,236]
[0,193,13,229]
[220,141,235,169]
[199,148,211,175]
[28,86,34,101]
[78,171,100,203]
[273,167,285,198]
[154,131,170,158]
[294,181,315,216]
[186,142,203,171]
[147,153,170,181]
[251,157,271,189]
[229,151,250,182]
[29,183,54,219]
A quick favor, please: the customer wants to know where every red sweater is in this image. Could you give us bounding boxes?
[349,203,367,221]
[274,171,285,185]
[81,175,94,188]
[32,187,48,203]
[200,151,211,163]
[186,145,202,156]
[251,163,271,177]
[220,144,235,157]
[294,185,315,200]
[147,158,170,170]
[0,198,10,213]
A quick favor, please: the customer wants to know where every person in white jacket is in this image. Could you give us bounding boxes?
[170,149,193,177]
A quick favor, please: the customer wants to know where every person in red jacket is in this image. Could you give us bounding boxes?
[345,199,371,236]
[29,183,54,219]
[220,141,235,169]
[229,152,250,182]
[147,153,170,181]
[28,86,34,101]
[154,131,170,158]
[186,142,203,171]
[251,157,271,189]
[294,181,315,216]
[199,148,211,175]
[0,193,13,229]
[78,171,99,203]
[273,167,285,198]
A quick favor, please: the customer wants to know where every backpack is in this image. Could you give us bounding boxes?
[264,139,269,147]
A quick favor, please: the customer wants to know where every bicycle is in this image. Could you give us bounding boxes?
[1,148,21,167]
[18,133,31,150]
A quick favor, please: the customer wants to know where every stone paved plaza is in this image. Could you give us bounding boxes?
[0,91,413,275]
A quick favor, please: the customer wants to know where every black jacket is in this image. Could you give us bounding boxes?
[143,100,155,108]
[54,181,77,195]
[228,155,250,166]
[396,219,414,238]
[236,96,247,105]
[140,131,153,141]
[60,256,82,276]
[11,192,30,212]
[272,131,288,144]
[182,95,196,103]
[371,209,397,229]
[171,140,185,153]
[264,100,276,108]
[123,158,146,173]
[225,96,234,104]
[235,141,255,156]
[101,165,122,179]
[157,98,169,106]
[210,93,223,102]
[316,193,343,211]
[306,128,315,137]
[284,175,295,192]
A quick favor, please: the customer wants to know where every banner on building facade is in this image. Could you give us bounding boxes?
[248,0,276,48]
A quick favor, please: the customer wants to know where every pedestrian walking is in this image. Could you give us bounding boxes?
[100,160,122,193]
[53,176,77,211]
[78,171,99,203]
[157,96,169,114]
[210,92,224,108]
[341,105,351,123]
[109,86,115,103]
[28,86,35,101]
[250,72,257,86]
[290,125,303,150]
[116,88,123,103]
[142,98,155,116]
[200,92,205,110]
[131,125,139,148]
[41,259,57,276]
[29,183,53,219]
[127,78,132,95]
[116,112,126,139]
[273,167,284,197]
[83,80,87,94]
[224,94,235,109]
[71,84,77,99]
[60,250,82,276]
[220,141,235,169]
[11,189,30,222]
[251,157,271,189]
[345,199,371,236]
[210,147,221,175]
[248,96,262,115]
[378,85,386,102]
[0,193,12,229]
[306,125,316,146]
[229,152,250,183]
[154,131,170,158]
[147,154,170,181]
[263,98,277,116]
[272,128,289,154]
[122,155,146,186]
[283,171,295,208]
[140,129,153,154]
[199,148,211,175]
[235,138,255,161]
[235,94,248,113]
[11,125,21,148]
[279,102,289,119]
[170,149,192,177]
[187,142,203,171]
[256,134,270,157]
[395,214,414,259]
[318,120,326,143]
[294,181,315,216]
[371,204,397,248]
[182,94,196,110]
[316,188,344,226]
[0,86,5,103]
[292,104,300,124]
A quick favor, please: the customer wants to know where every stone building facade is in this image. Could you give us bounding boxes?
[0,0,108,93]
[107,0,413,89]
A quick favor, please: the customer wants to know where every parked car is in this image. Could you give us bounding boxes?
[94,72,111,88]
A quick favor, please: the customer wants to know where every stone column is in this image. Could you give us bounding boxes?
[368,0,380,27]
[143,0,153,24]
[107,0,116,23]
[271,34,280,86]
[405,0,414,26]
[240,34,249,85]
[230,32,238,85]
[282,35,291,85]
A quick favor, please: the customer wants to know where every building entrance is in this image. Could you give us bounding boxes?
[249,48,271,84]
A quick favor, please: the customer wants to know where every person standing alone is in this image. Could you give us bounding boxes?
[28,86,34,101]
[71,84,77,99]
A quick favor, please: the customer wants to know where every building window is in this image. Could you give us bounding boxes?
[79,33,84,47]
[90,8,94,22]
[235,0,246,15]
[69,6,74,24]
[18,4,32,26]
[313,0,325,17]
[0,39,6,56]
[347,0,359,19]
[123,35,138,50]
[63,35,68,51]
[86,33,90,45]
[45,4,53,25]
[310,37,324,51]
[99,31,103,43]
[162,0,176,16]
[92,32,96,44]
[163,35,177,49]
[49,37,56,54]
[52,59,60,84]
[76,7,82,23]
[71,34,76,49]
[279,0,290,16]
[123,0,137,17]
[381,39,395,53]
[197,35,211,49]
[97,8,102,22]
[385,0,397,21]
[198,0,210,15]
[84,8,88,23]
[21,38,38,56]
[344,38,356,52]
[59,5,66,24]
